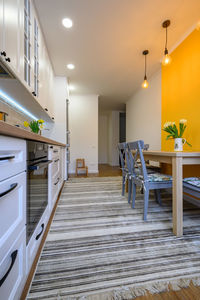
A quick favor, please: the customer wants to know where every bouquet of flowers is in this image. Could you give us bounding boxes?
[163,119,191,146]
[24,119,44,134]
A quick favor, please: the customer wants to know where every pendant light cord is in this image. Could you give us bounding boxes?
[165,27,168,49]
[144,54,147,79]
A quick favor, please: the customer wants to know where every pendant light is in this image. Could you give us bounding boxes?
[141,50,149,89]
[162,20,172,66]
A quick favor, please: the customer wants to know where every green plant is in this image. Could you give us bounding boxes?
[163,119,191,146]
[24,119,44,134]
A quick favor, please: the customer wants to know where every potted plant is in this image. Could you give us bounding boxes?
[163,119,191,151]
[24,119,44,134]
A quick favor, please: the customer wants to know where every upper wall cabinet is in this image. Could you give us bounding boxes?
[0,0,22,75]
[0,0,55,121]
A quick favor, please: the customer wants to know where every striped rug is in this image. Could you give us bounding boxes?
[27,176,200,300]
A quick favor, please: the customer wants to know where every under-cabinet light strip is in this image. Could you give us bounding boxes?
[0,89,38,120]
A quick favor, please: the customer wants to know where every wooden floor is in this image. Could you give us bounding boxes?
[69,164,200,299]
[69,163,122,178]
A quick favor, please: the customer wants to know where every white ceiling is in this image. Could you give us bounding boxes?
[34,0,200,110]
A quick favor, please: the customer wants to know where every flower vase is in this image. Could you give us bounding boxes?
[174,138,186,151]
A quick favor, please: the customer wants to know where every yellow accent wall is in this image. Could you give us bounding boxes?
[161,29,200,152]
[161,29,200,177]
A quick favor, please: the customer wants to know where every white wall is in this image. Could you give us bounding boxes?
[108,111,120,166]
[126,70,161,150]
[69,95,99,174]
[43,76,68,144]
[98,113,108,163]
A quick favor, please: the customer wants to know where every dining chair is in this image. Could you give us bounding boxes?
[127,140,172,221]
[183,177,200,199]
[118,142,129,196]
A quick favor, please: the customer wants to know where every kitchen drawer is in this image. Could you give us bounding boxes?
[0,228,26,300]
[51,157,60,179]
[0,136,26,182]
[0,172,26,255]
[26,207,49,274]
[49,145,60,159]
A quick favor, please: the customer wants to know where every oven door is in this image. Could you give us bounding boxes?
[26,160,52,244]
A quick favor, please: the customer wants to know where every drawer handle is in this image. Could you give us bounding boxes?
[54,178,60,186]
[54,159,59,163]
[0,250,18,287]
[0,183,18,198]
[36,223,44,240]
[0,155,15,161]
[53,150,58,153]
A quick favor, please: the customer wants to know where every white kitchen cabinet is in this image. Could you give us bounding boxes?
[48,145,64,212]
[0,172,26,256]
[0,136,26,182]
[26,206,49,274]
[0,0,22,75]
[0,0,3,52]
[0,228,26,300]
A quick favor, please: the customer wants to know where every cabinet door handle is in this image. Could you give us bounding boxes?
[0,250,18,287]
[54,178,60,186]
[35,223,44,240]
[53,150,58,153]
[54,158,59,163]
[0,155,15,161]
[0,183,18,198]
[1,51,6,56]
[5,57,11,62]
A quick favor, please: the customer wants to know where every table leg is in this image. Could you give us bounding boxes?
[172,156,183,236]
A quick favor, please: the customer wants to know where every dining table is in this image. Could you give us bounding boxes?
[142,151,200,236]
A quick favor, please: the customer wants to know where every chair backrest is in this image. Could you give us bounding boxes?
[118,142,127,170]
[76,159,85,168]
[127,140,148,180]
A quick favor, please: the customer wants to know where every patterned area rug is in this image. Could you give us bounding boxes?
[27,176,200,300]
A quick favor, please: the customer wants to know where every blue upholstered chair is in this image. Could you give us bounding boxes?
[183,177,200,199]
[118,143,129,196]
[127,140,172,221]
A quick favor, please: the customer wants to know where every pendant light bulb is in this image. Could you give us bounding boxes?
[162,20,172,66]
[162,50,172,66]
[141,50,149,89]
[141,76,149,89]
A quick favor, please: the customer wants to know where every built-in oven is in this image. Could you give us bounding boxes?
[26,141,52,245]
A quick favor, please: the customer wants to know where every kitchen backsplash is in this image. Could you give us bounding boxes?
[0,97,32,128]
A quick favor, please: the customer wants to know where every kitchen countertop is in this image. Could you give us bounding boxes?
[0,121,66,147]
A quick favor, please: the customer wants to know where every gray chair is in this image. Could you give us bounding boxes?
[183,177,200,199]
[127,140,172,221]
[118,142,129,196]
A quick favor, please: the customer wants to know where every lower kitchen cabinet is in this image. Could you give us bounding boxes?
[26,206,49,274]
[0,171,26,255]
[0,228,26,300]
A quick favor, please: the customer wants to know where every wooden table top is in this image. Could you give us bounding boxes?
[142,150,200,157]
[0,121,66,147]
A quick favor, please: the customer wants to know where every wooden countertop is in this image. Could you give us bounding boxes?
[0,121,66,147]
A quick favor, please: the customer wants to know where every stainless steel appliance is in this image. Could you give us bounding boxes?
[26,141,52,244]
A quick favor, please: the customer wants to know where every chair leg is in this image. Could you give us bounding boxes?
[132,182,136,208]
[122,176,125,196]
[128,178,132,204]
[154,189,162,206]
[143,187,149,221]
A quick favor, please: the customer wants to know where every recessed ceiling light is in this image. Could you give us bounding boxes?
[62,18,73,28]
[69,85,75,91]
[67,64,75,70]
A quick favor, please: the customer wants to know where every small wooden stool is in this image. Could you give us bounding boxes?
[76,159,88,176]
